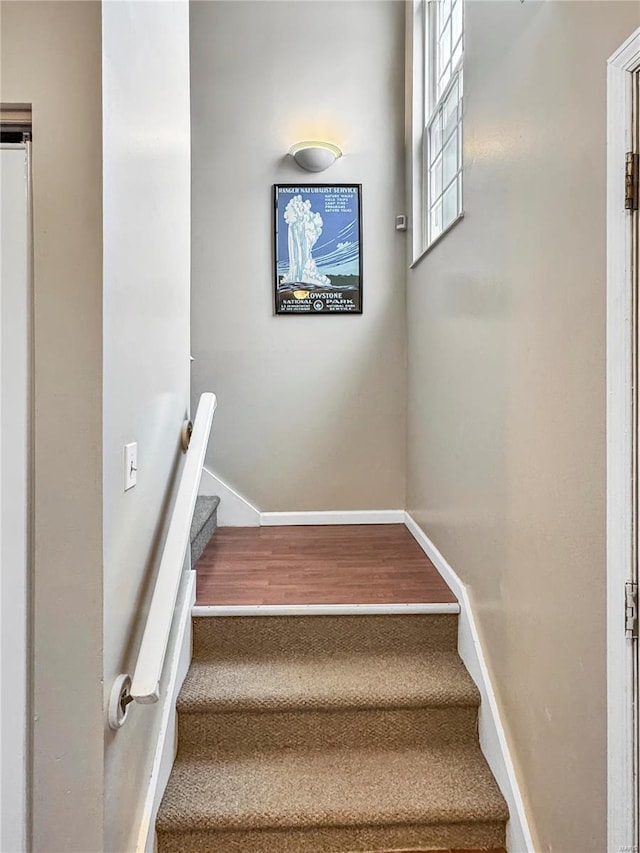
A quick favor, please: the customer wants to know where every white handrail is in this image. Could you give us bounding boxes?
[130,392,217,704]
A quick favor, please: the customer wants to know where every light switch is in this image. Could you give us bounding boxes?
[124,443,137,491]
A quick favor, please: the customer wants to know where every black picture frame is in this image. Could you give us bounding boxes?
[273,184,363,315]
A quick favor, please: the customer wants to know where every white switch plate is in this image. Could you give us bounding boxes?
[124,442,137,491]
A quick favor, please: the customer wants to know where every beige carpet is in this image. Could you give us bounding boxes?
[156,614,508,852]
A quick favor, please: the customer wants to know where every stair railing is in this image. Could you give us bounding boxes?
[108,392,217,729]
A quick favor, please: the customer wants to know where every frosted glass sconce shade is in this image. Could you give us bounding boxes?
[289,141,343,172]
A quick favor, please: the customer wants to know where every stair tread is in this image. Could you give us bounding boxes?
[190,496,220,544]
[178,650,479,713]
[157,745,508,833]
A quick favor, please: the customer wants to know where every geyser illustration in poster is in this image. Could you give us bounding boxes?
[274,184,363,314]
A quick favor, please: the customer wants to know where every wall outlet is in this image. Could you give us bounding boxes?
[124,442,137,491]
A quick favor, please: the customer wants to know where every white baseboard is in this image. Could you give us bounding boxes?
[192,602,460,617]
[135,570,196,853]
[260,510,405,526]
[198,471,403,529]
[199,466,260,527]
[404,513,535,853]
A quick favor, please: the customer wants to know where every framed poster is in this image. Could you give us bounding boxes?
[274,184,363,314]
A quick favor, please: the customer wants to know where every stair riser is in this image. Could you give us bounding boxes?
[157,820,505,853]
[178,705,479,756]
[193,614,459,660]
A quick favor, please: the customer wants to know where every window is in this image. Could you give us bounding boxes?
[410,0,464,259]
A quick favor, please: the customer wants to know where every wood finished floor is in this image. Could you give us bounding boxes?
[195,524,457,606]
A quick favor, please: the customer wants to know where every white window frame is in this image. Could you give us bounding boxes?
[408,0,464,264]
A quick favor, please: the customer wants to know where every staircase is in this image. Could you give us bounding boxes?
[190,495,220,566]
[156,612,508,852]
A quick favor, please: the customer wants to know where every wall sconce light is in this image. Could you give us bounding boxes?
[289,141,343,172]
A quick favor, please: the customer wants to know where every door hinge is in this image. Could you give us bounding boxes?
[625,151,638,210]
[625,581,638,639]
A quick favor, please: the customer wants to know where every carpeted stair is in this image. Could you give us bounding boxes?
[190,495,220,566]
[156,614,508,852]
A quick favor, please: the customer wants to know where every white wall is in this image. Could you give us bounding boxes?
[406,3,640,851]
[0,144,30,853]
[190,0,407,512]
[0,4,105,850]
[101,1,191,849]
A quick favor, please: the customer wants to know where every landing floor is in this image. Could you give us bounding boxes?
[195,524,457,606]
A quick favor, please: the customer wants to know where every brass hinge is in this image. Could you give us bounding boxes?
[625,151,639,210]
[625,581,638,639]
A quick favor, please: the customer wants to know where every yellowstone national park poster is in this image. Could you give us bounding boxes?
[273,184,363,314]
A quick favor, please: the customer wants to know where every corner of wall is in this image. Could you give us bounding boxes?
[404,512,537,853]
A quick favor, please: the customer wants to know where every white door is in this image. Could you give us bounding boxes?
[608,29,640,853]
[629,66,640,852]
[629,66,640,853]
[0,142,31,852]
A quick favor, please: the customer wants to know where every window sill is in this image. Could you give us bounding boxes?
[410,211,464,269]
